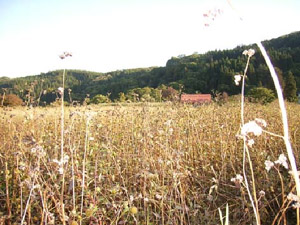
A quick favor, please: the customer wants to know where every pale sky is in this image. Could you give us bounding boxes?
[0,0,299,78]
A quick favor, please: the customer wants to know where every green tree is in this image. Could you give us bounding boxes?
[150,88,162,102]
[247,87,276,104]
[284,71,297,102]
[90,94,110,104]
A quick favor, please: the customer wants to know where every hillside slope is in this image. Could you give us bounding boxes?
[0,31,299,104]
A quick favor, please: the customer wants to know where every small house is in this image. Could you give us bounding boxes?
[180,94,211,104]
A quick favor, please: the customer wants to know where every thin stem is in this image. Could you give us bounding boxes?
[242,140,260,224]
[60,68,66,225]
[240,55,250,125]
[21,187,34,225]
[262,130,284,139]
[241,75,245,125]
[240,54,261,224]
[245,144,261,224]
[80,118,90,225]
[21,176,37,225]
[71,146,76,211]
[61,68,65,160]
[5,162,12,225]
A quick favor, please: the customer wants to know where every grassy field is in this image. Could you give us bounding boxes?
[0,101,299,224]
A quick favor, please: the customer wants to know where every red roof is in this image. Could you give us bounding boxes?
[181,94,211,103]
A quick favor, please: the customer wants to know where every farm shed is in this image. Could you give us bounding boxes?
[180,94,211,104]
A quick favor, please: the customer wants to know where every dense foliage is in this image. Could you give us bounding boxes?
[247,87,276,104]
[0,31,299,105]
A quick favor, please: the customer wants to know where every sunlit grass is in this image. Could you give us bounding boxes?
[0,101,299,224]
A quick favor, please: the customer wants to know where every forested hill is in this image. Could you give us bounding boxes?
[0,31,300,104]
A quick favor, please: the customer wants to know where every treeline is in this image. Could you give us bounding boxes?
[0,31,299,105]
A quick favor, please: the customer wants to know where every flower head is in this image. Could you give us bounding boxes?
[231,174,243,184]
[59,51,72,59]
[275,154,289,169]
[247,139,255,147]
[130,206,138,214]
[287,193,300,201]
[242,49,255,57]
[31,145,46,158]
[255,118,267,127]
[264,160,274,172]
[59,54,65,59]
[234,75,242,86]
[248,49,255,57]
[259,190,265,197]
[241,120,263,137]
[287,193,300,208]
[58,167,63,175]
[85,111,97,123]
[58,87,64,95]
[164,119,172,127]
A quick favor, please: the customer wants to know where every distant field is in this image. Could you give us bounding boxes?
[0,102,299,224]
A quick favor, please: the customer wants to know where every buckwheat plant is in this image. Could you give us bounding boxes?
[235,48,262,224]
[80,111,97,225]
[226,1,300,224]
[59,51,72,225]
[236,46,300,224]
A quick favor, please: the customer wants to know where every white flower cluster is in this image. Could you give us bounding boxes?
[247,139,255,147]
[164,119,174,135]
[58,87,64,96]
[275,154,289,169]
[234,75,242,86]
[259,190,265,197]
[31,145,46,158]
[240,118,267,147]
[164,119,172,127]
[242,49,255,57]
[53,155,70,174]
[264,154,289,172]
[231,174,243,184]
[287,193,300,209]
[254,118,267,127]
[264,160,274,172]
[53,155,69,166]
[241,119,266,137]
[233,49,255,86]
[85,111,97,123]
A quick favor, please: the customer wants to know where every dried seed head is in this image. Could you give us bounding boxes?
[59,51,73,59]
[130,206,138,214]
